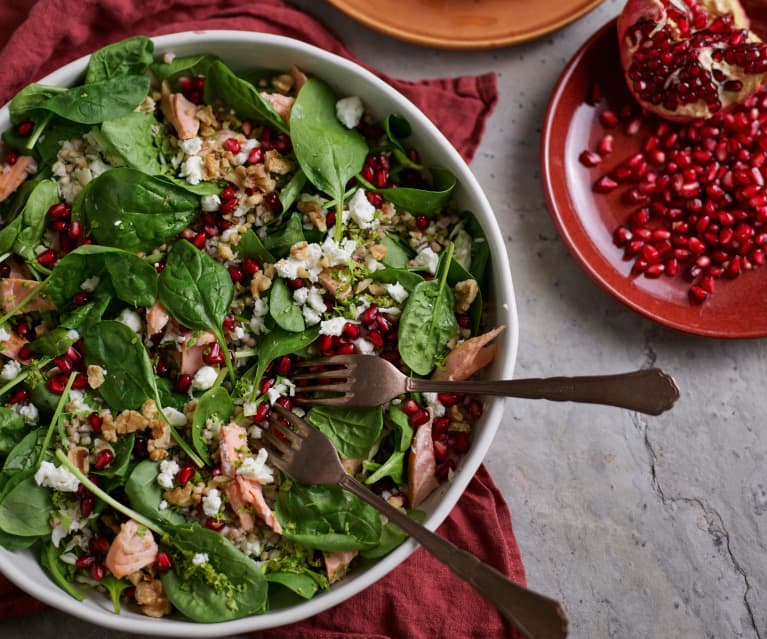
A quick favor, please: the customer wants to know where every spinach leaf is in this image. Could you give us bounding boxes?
[100,112,164,175]
[383,113,422,170]
[0,474,51,537]
[250,326,320,394]
[100,574,131,613]
[269,277,305,333]
[306,406,383,460]
[277,483,381,552]
[446,253,483,335]
[279,169,307,213]
[83,320,158,412]
[398,246,457,376]
[40,541,84,601]
[34,119,89,168]
[359,509,425,559]
[263,212,304,257]
[380,233,413,269]
[40,76,150,124]
[28,327,79,358]
[364,452,405,486]
[0,408,26,455]
[290,78,368,240]
[0,181,38,254]
[9,84,65,123]
[374,167,456,216]
[160,523,268,621]
[238,229,275,263]
[93,434,134,478]
[26,367,61,415]
[369,267,423,293]
[158,175,223,196]
[266,571,320,600]
[81,168,198,252]
[203,60,288,134]
[158,240,234,379]
[2,430,41,476]
[191,386,232,466]
[150,54,217,83]
[155,377,188,412]
[125,460,185,526]
[0,529,38,550]
[12,180,59,261]
[364,405,412,486]
[85,36,154,83]
[465,213,490,288]
[59,284,112,330]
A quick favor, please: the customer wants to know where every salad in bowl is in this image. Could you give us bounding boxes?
[0,32,516,633]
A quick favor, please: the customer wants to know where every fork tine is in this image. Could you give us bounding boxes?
[292,369,350,380]
[295,394,353,407]
[294,355,358,368]
[295,383,352,394]
[267,417,302,446]
[262,442,290,472]
[263,425,294,456]
[271,404,313,436]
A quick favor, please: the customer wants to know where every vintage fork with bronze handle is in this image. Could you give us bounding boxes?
[292,354,680,414]
[264,404,568,639]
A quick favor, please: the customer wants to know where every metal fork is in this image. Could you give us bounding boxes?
[264,404,568,639]
[293,355,680,415]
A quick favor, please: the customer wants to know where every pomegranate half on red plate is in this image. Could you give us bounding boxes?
[541,1,767,338]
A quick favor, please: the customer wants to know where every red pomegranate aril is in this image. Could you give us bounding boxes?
[600,110,619,128]
[75,555,96,570]
[414,215,429,230]
[342,322,360,340]
[688,237,706,255]
[437,392,463,406]
[53,355,73,374]
[18,345,32,360]
[624,239,644,259]
[260,377,276,395]
[368,330,385,349]
[219,197,239,215]
[205,517,226,531]
[276,396,293,411]
[177,465,195,486]
[642,244,661,263]
[433,440,449,464]
[223,137,241,153]
[264,191,283,214]
[228,266,244,283]
[51,220,68,232]
[403,399,420,416]
[318,334,334,354]
[337,342,355,355]
[689,285,708,304]
[247,147,264,164]
[433,417,450,436]
[220,185,236,201]
[72,291,89,306]
[79,494,95,517]
[156,552,173,572]
[451,431,470,454]
[613,226,633,247]
[67,221,83,240]
[665,258,680,276]
[409,409,430,427]
[627,117,642,135]
[176,374,192,393]
[87,412,103,432]
[242,257,260,275]
[360,304,378,325]
[7,388,28,404]
[37,249,58,267]
[72,373,88,390]
[631,258,648,275]
[223,315,236,332]
[90,564,106,581]
[94,449,114,470]
[579,150,602,167]
[203,341,224,365]
[597,135,615,157]
[47,374,69,394]
[254,402,271,422]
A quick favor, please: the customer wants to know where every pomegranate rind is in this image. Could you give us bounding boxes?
[618,0,767,122]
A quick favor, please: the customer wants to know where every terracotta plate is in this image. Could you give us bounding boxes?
[327,0,605,50]
[541,14,767,339]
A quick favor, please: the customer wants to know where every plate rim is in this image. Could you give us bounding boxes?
[327,0,606,50]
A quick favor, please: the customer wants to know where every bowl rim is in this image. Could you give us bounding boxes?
[0,29,519,635]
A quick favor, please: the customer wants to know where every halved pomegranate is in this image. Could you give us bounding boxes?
[618,0,767,121]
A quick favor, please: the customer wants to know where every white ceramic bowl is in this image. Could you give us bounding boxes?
[0,31,518,635]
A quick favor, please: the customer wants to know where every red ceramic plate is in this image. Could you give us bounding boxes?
[541,12,767,338]
[327,0,605,50]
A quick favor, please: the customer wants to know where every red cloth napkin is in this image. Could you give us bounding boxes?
[0,2,524,637]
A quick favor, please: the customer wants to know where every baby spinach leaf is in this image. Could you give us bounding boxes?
[383,113,422,170]
[266,571,319,600]
[306,406,383,460]
[158,175,222,196]
[0,474,51,537]
[12,180,59,262]
[203,60,288,134]
[40,541,84,601]
[160,523,268,622]
[380,233,413,269]
[364,405,413,486]
[192,386,232,466]
[150,54,217,83]
[0,408,26,455]
[369,267,423,293]
[155,377,188,412]
[0,181,38,254]
[263,212,304,257]
[93,434,134,478]
[34,119,89,168]
[100,574,131,613]
[125,460,185,526]
[83,320,158,412]
[279,169,307,213]
[374,167,456,216]
[103,250,159,308]
[290,78,368,240]
[82,168,199,252]
[359,509,425,559]
[85,36,154,83]
[465,213,490,288]
[269,277,305,333]
[0,529,38,550]
[59,284,112,330]
[364,451,405,486]
[398,246,457,376]
[9,84,65,123]
[277,483,381,552]
[40,75,150,124]
[238,229,275,264]
[28,327,79,358]
[2,430,41,476]
[100,112,164,175]
[250,326,320,394]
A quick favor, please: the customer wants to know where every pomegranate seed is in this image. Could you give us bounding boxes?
[53,355,74,374]
[0,263,9,278]
[579,150,602,167]
[366,191,384,207]
[599,110,619,128]
[276,355,292,376]
[7,388,28,404]
[247,147,264,164]
[177,465,195,486]
[223,138,241,153]
[433,440,449,463]
[46,374,69,394]
[223,315,236,332]
[402,399,420,416]
[79,495,95,517]
[451,431,470,453]
[228,266,244,282]
[597,134,614,156]
[18,345,32,360]
[689,285,708,304]
[593,176,618,193]
[14,321,30,338]
[467,399,483,420]
[342,322,360,340]
[437,392,462,406]
[205,517,226,531]
[94,449,114,470]
[176,374,192,393]
[67,221,83,239]
[6,150,18,165]
[156,552,173,572]
[645,263,665,278]
[76,555,95,570]
[415,215,429,230]
[409,409,430,427]
[220,185,237,201]
[17,120,34,137]
[360,305,378,325]
[37,249,58,267]
[326,212,336,226]
[456,313,471,329]
[433,417,450,435]
[337,342,355,355]
[260,377,276,395]
[72,291,89,306]
[88,412,103,432]
[368,330,385,349]
[626,118,642,136]
[264,191,283,214]
[51,220,68,232]
[242,257,260,275]
[254,402,271,422]
[72,373,88,390]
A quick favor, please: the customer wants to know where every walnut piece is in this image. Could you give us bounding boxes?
[135,579,171,618]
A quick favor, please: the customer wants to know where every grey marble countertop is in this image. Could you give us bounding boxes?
[4,1,766,637]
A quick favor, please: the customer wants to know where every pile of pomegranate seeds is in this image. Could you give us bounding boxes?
[585,84,767,304]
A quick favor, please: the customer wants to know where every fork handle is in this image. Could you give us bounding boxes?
[408,368,679,416]
[338,474,568,639]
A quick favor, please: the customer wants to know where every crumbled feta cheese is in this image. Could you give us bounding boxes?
[157,460,180,489]
[321,237,356,266]
[335,96,364,129]
[348,189,376,229]
[236,448,274,483]
[180,155,204,185]
[250,298,270,335]
[303,306,321,326]
[202,489,222,517]
[66,330,80,340]
[179,137,203,155]
[192,365,218,391]
[0,360,21,382]
[34,461,79,492]
[378,306,402,316]
[413,246,439,274]
[192,552,209,566]
[292,287,308,305]
[248,424,263,439]
[320,317,349,337]
[266,379,295,405]
[274,243,323,282]
[385,282,409,304]
[233,139,259,165]
[0,327,10,341]
[365,256,384,272]
[117,308,143,333]
[424,392,446,418]
[233,325,246,341]
[18,403,39,424]
[159,499,168,511]
[250,315,269,336]
[163,407,187,427]
[201,194,221,212]
[354,338,375,354]
[80,276,100,292]
[243,401,259,417]
[50,504,89,548]
[306,287,327,314]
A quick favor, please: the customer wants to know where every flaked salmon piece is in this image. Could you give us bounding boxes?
[323,550,357,583]
[432,325,506,382]
[0,156,35,202]
[261,92,294,123]
[291,65,308,92]
[104,519,158,579]
[0,278,55,314]
[145,301,170,337]
[7,259,32,280]
[0,332,26,359]
[407,410,439,507]
[179,330,217,375]
[220,423,281,533]
[160,86,199,140]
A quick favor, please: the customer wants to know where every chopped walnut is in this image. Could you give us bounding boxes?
[163,483,193,507]
[306,209,327,232]
[141,399,160,421]
[369,244,387,261]
[68,446,90,474]
[290,241,310,261]
[114,410,150,435]
[381,202,397,220]
[101,413,117,443]
[263,263,276,278]
[247,163,275,193]
[86,365,105,389]
[217,243,235,261]
[148,420,175,461]
[135,579,171,618]
[264,150,294,175]
[368,283,387,297]
[249,272,273,297]
[196,105,219,137]
[454,279,479,313]
[271,73,294,94]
